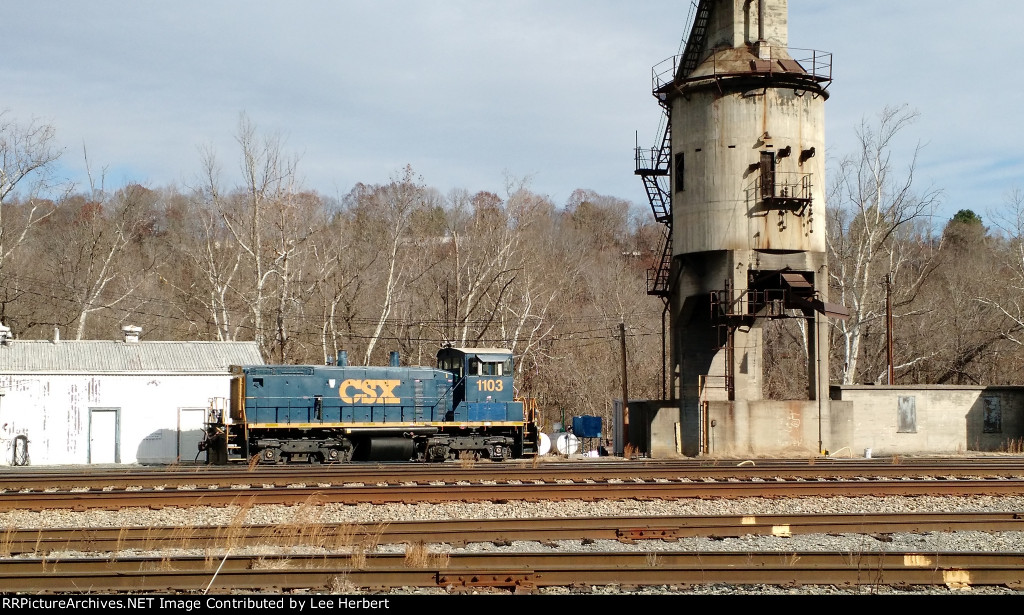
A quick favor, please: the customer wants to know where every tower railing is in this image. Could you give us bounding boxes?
[756,171,813,205]
[651,46,832,93]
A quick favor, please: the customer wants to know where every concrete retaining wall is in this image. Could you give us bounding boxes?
[829,385,1024,456]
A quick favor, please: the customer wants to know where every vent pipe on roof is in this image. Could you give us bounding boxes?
[122,325,142,343]
[755,0,770,60]
[53,327,60,344]
[389,351,400,367]
[758,0,765,41]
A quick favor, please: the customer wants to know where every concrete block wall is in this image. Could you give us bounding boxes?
[830,385,1024,456]
[634,384,1024,459]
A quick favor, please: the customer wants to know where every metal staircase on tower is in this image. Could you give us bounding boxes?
[635,1,711,300]
[635,118,672,299]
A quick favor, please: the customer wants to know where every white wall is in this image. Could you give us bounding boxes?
[0,374,229,465]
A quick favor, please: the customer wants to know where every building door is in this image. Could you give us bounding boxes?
[178,408,207,463]
[89,408,120,464]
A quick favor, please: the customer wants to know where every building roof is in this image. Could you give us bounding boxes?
[0,340,264,374]
[444,347,513,355]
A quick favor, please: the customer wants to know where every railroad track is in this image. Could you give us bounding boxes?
[5,512,1024,555]
[3,551,1023,593]
[5,458,1024,511]
[3,476,1024,510]
[4,458,1024,492]
[5,459,1024,594]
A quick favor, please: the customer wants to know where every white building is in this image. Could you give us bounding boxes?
[0,326,263,465]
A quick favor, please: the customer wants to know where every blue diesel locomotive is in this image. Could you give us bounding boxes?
[202,347,539,464]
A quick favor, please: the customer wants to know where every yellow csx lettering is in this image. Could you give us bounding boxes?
[339,379,401,404]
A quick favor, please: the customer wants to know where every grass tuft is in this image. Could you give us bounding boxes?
[0,527,14,557]
[404,541,450,568]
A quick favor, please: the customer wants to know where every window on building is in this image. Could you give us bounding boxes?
[760,151,776,200]
[984,396,1002,433]
[897,396,917,433]
[674,153,685,192]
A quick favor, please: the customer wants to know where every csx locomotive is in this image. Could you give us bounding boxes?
[202,346,539,464]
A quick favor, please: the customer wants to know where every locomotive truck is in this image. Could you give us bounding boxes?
[201,346,539,464]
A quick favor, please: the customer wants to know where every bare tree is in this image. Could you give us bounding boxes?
[164,147,247,342]
[827,105,943,384]
[71,185,154,338]
[438,187,525,347]
[978,190,1024,365]
[359,166,425,365]
[0,113,65,267]
[0,113,68,330]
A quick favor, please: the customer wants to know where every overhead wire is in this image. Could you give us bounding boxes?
[0,273,664,347]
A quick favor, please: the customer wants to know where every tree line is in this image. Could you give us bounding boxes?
[0,108,1022,433]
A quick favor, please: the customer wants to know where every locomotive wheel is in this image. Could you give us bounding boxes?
[260,448,282,464]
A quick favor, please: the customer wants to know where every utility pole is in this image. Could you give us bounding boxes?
[619,322,630,449]
[886,274,895,385]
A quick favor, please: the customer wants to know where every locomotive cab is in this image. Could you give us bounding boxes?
[437,347,517,418]
[432,347,536,461]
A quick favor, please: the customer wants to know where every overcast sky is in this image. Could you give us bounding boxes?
[5,1,1023,224]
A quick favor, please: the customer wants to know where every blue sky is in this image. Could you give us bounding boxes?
[5,1,1023,225]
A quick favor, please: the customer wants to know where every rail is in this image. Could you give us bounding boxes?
[7,472,1024,511]
[6,512,1024,555]
[4,550,1024,593]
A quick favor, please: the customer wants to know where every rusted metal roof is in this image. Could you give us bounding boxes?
[0,340,264,374]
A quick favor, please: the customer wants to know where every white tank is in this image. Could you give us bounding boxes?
[555,433,580,455]
[537,433,552,456]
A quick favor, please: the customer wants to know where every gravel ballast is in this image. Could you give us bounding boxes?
[3,494,1024,596]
